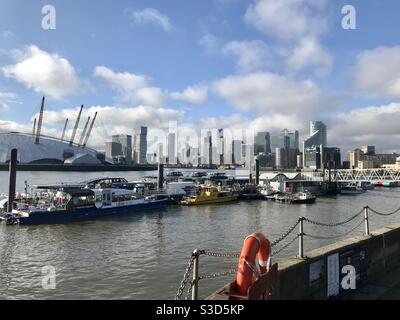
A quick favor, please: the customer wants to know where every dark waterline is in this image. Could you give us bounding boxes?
[0,170,400,299]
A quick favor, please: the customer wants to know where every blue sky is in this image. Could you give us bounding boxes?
[1,0,400,153]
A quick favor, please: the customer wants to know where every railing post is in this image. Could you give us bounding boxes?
[298,217,304,259]
[192,249,200,300]
[364,206,370,236]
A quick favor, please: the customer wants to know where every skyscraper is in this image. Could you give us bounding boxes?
[134,127,147,164]
[168,132,176,164]
[112,134,132,163]
[254,132,271,154]
[303,121,327,166]
[281,129,299,150]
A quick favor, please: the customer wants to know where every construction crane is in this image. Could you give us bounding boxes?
[35,96,45,144]
[61,118,69,141]
[69,105,83,146]
[78,116,90,146]
[82,111,97,147]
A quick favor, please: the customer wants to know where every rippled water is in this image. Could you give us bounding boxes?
[0,170,400,299]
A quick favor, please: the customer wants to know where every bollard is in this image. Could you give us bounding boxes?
[298,217,304,259]
[192,249,200,300]
[7,149,18,213]
[255,158,260,185]
[364,206,370,236]
[158,163,164,191]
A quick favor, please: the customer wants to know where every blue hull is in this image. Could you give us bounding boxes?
[17,200,168,225]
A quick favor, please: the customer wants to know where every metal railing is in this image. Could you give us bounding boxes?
[175,204,400,300]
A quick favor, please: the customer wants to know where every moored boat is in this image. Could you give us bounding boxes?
[180,185,237,205]
[1,186,168,225]
[341,183,365,195]
[291,191,316,204]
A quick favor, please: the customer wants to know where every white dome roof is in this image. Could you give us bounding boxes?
[0,132,99,164]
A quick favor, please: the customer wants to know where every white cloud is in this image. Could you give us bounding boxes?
[287,37,332,77]
[0,91,19,112]
[330,103,400,153]
[2,45,81,99]
[355,46,400,99]
[94,66,164,107]
[213,72,332,115]
[31,104,184,149]
[131,8,172,32]
[170,85,208,104]
[198,32,219,53]
[222,40,271,72]
[244,0,328,42]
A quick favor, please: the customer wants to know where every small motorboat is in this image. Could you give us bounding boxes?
[291,191,316,204]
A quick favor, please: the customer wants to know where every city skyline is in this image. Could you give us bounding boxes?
[1,1,400,155]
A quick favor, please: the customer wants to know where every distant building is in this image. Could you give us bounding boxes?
[304,145,341,170]
[254,132,271,155]
[232,140,244,165]
[281,129,299,150]
[297,154,303,168]
[303,121,328,167]
[112,134,132,164]
[105,141,122,162]
[218,128,224,164]
[275,147,287,169]
[168,133,176,164]
[361,146,375,156]
[348,145,398,169]
[134,127,147,164]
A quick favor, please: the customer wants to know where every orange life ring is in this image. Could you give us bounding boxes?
[235,232,271,296]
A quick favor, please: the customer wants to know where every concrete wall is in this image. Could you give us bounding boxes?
[207,223,400,300]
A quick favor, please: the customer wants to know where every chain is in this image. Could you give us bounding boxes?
[198,268,237,281]
[271,234,299,256]
[368,206,400,216]
[200,250,240,259]
[185,281,193,300]
[271,219,300,247]
[303,208,364,227]
[304,218,364,240]
[175,254,195,300]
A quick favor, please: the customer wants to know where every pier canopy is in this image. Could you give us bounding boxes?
[259,172,311,181]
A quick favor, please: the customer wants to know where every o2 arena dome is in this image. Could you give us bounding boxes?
[0,97,106,165]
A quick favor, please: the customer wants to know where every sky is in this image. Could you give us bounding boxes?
[1,0,400,155]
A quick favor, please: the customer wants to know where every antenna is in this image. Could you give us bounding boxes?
[61,118,69,141]
[35,96,45,144]
[69,104,83,146]
[82,111,97,147]
[78,116,90,146]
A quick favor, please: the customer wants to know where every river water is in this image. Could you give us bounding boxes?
[0,170,399,299]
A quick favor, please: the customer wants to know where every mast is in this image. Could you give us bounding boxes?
[32,118,37,139]
[78,116,90,146]
[61,118,69,141]
[82,112,97,147]
[69,104,83,146]
[35,96,45,144]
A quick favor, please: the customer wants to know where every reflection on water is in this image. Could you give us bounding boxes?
[0,171,400,299]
